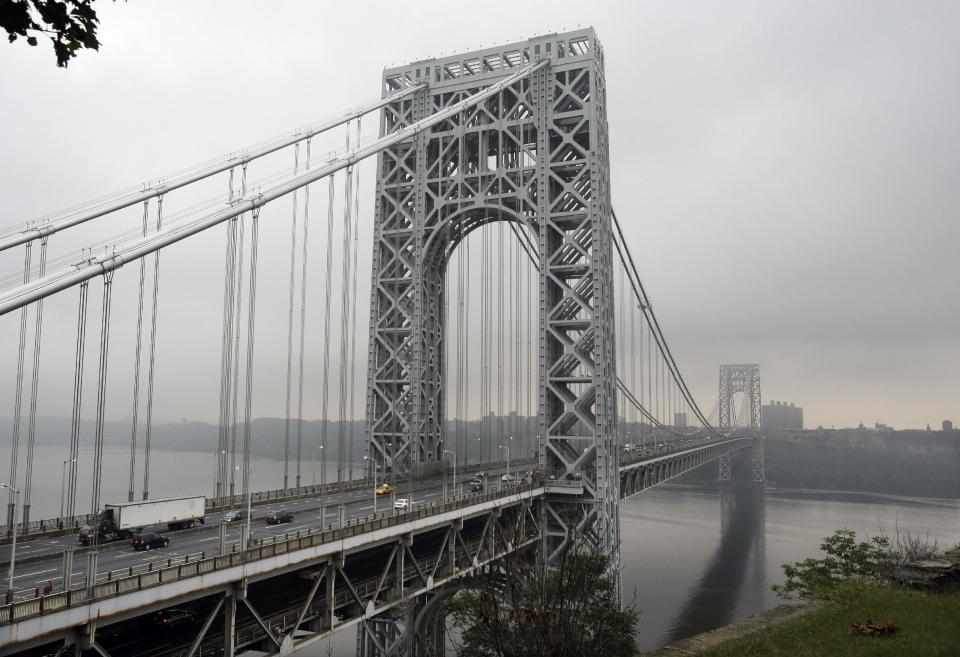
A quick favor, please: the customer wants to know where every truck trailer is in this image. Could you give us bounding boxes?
[79,495,206,545]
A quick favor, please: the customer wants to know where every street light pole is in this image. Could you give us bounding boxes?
[443,449,456,499]
[59,458,75,519]
[234,465,253,552]
[499,441,512,479]
[1,484,20,603]
[364,455,377,513]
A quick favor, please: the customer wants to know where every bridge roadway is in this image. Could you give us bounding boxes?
[0,436,755,656]
[0,462,525,597]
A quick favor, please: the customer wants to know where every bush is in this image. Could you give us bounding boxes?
[772,529,898,600]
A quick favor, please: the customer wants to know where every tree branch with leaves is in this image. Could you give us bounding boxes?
[1,0,102,67]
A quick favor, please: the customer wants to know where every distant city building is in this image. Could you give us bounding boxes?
[674,412,688,429]
[761,400,803,432]
[944,420,954,432]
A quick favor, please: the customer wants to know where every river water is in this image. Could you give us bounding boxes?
[4,446,960,654]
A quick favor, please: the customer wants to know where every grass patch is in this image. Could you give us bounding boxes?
[699,585,960,657]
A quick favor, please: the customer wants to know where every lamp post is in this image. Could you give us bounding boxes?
[234,466,253,552]
[364,455,377,513]
[443,449,456,499]
[59,458,75,519]
[499,443,510,485]
[1,484,20,603]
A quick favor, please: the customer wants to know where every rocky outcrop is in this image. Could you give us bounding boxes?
[893,558,960,589]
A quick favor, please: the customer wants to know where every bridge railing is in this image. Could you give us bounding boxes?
[0,482,540,625]
[618,435,734,468]
[0,458,536,543]
[0,513,97,540]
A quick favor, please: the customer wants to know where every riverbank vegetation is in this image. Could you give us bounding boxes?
[447,538,639,657]
[698,530,960,656]
[699,584,960,657]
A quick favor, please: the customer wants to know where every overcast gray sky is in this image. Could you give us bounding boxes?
[0,0,957,431]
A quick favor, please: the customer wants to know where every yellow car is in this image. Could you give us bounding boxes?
[375,484,394,496]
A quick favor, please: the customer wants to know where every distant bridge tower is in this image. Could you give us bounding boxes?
[365,28,619,569]
[717,363,765,482]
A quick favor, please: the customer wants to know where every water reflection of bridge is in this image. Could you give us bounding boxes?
[666,479,766,642]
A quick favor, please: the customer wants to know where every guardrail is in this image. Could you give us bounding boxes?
[618,436,742,468]
[0,482,540,625]
[0,458,537,544]
[0,513,96,541]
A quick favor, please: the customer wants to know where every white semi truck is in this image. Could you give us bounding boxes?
[78,495,206,545]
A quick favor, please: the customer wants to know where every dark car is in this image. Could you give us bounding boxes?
[78,525,102,546]
[265,510,293,525]
[223,510,245,522]
[153,608,196,628]
[469,479,484,493]
[131,532,169,551]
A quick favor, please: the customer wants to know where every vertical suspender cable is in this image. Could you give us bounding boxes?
[646,326,652,441]
[506,221,513,443]
[241,208,261,548]
[458,227,466,468]
[283,143,301,490]
[22,237,49,526]
[216,212,238,499]
[295,138,312,489]
[142,195,163,500]
[336,126,354,485]
[61,280,88,590]
[6,241,31,532]
[479,227,486,462]
[128,200,149,502]
[463,234,470,467]
[496,221,503,454]
[526,225,533,458]
[87,270,114,590]
[515,224,521,454]
[347,118,362,480]
[629,280,636,443]
[319,174,336,488]
[228,216,246,500]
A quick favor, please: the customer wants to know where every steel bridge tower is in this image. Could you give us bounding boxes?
[717,363,765,482]
[365,28,618,572]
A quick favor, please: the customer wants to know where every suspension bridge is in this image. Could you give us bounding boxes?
[0,28,764,657]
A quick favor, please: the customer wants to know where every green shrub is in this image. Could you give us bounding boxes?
[772,529,899,600]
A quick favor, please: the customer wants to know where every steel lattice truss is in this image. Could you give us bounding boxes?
[365,29,620,568]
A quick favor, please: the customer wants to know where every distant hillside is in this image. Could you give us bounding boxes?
[682,430,960,498]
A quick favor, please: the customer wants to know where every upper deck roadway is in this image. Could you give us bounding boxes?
[0,435,755,656]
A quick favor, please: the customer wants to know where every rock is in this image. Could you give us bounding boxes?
[892,558,960,589]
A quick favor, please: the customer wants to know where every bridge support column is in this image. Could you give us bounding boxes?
[751,440,765,483]
[224,585,244,657]
[717,454,732,482]
[323,555,342,631]
[77,620,96,654]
